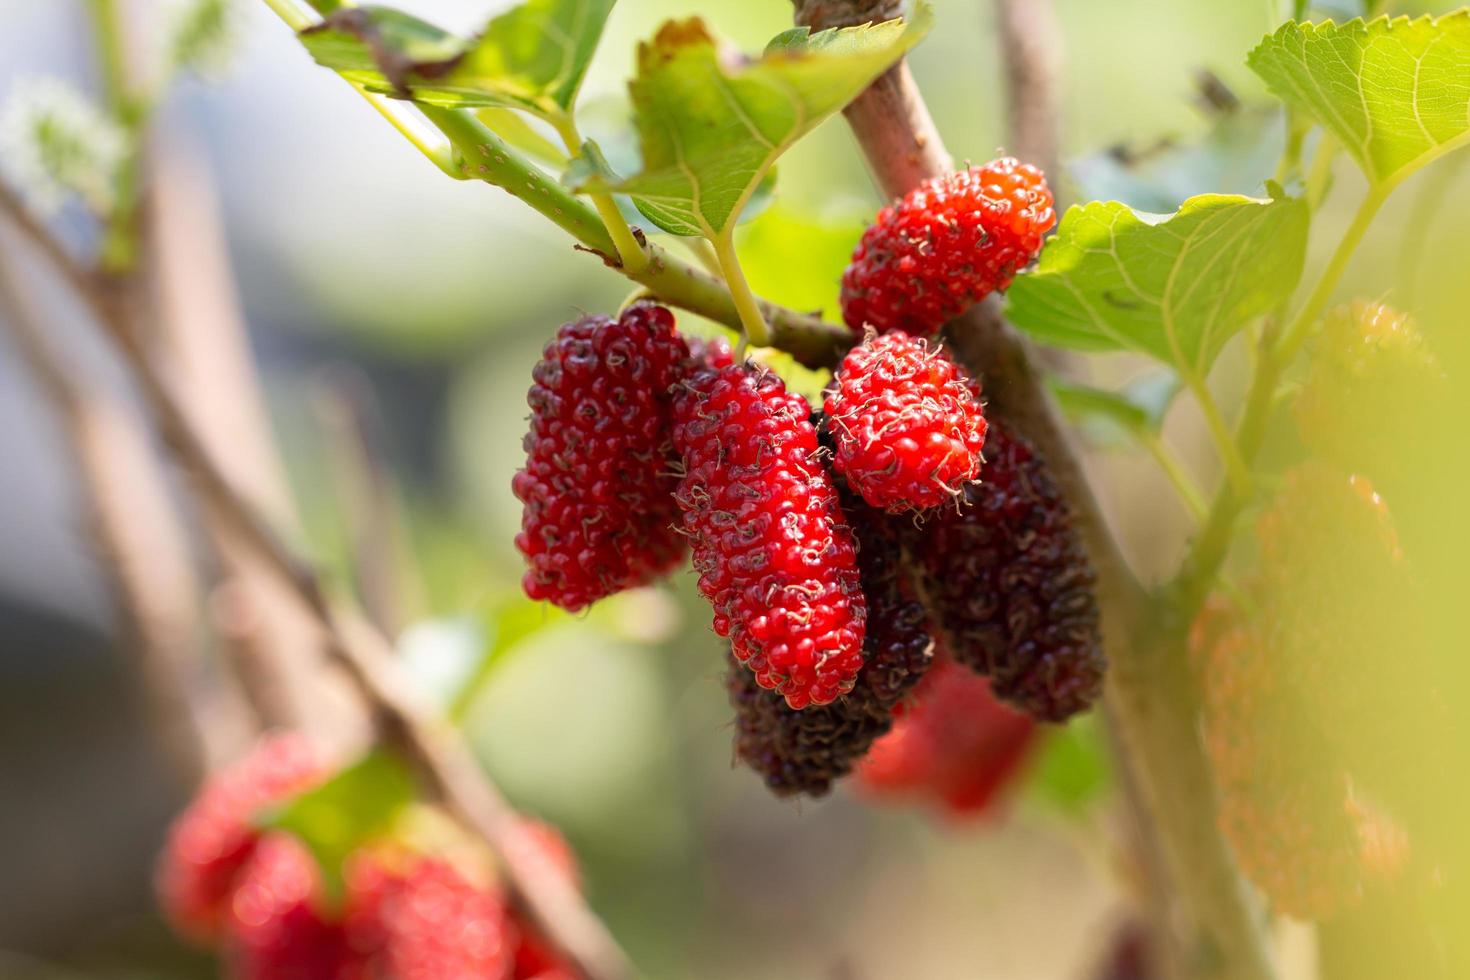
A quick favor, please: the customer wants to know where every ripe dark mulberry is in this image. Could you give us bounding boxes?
[909,419,1104,721]
[841,158,1055,337]
[513,302,690,612]
[727,488,934,797]
[672,361,867,709]
[157,733,325,943]
[856,653,1037,816]
[823,330,987,513]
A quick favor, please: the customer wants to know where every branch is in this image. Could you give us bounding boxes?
[791,4,1274,979]
[993,0,1064,187]
[0,232,209,782]
[0,181,634,980]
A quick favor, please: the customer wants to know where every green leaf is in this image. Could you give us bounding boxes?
[299,7,466,94]
[737,206,867,321]
[1006,193,1309,374]
[1049,371,1182,446]
[300,0,615,118]
[1024,715,1112,815]
[257,750,416,903]
[574,6,931,238]
[448,596,568,723]
[1247,14,1470,189]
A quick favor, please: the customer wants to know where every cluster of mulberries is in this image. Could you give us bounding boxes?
[156,735,581,979]
[1195,464,1420,920]
[510,160,1095,805]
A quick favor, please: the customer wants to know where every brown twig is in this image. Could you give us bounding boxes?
[0,234,210,780]
[791,4,1274,979]
[0,180,634,980]
[993,0,1063,187]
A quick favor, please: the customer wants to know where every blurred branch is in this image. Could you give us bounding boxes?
[994,0,1063,187]
[311,366,420,637]
[0,234,209,781]
[790,4,1274,979]
[0,174,635,980]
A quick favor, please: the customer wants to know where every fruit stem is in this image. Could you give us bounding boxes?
[1141,433,1208,524]
[712,228,773,347]
[1182,367,1251,499]
[1273,184,1387,371]
[549,114,649,276]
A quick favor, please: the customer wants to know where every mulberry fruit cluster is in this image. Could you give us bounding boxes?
[908,420,1105,721]
[673,361,868,709]
[513,302,690,612]
[840,158,1055,337]
[823,330,987,513]
[157,736,583,979]
[504,188,1101,806]
[1196,464,1421,920]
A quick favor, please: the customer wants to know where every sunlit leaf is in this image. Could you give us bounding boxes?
[1006,193,1309,374]
[257,750,416,903]
[572,6,931,237]
[300,0,615,118]
[1248,14,1470,189]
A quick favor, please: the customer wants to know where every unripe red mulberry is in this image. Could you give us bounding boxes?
[823,330,987,513]
[856,654,1036,816]
[157,733,325,943]
[841,158,1055,337]
[673,361,867,709]
[1295,301,1447,489]
[513,302,690,612]
[343,852,517,980]
[909,420,1104,721]
[224,834,350,980]
[727,487,934,797]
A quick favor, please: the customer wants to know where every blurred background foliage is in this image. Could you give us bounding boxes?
[0,0,1467,977]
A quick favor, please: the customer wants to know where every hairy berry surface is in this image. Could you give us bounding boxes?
[824,330,987,512]
[513,302,690,612]
[672,362,867,709]
[910,420,1103,720]
[157,733,325,943]
[841,158,1055,337]
[728,486,933,796]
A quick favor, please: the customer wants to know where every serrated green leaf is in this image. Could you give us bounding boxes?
[257,750,416,903]
[1006,194,1309,374]
[1247,14,1470,189]
[575,6,931,237]
[300,0,615,118]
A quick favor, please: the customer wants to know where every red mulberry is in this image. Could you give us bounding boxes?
[841,158,1055,337]
[823,330,987,513]
[513,302,690,612]
[909,420,1104,721]
[856,654,1037,816]
[672,361,867,709]
[157,733,325,943]
[727,487,934,797]
[343,852,517,980]
[224,835,351,980]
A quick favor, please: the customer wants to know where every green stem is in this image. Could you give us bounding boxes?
[1274,184,1387,370]
[1172,183,1389,616]
[1304,132,1339,211]
[88,0,146,272]
[1141,433,1208,524]
[1183,367,1250,498]
[683,238,723,279]
[548,114,649,275]
[711,228,772,347]
[261,0,315,30]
